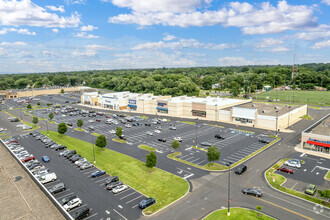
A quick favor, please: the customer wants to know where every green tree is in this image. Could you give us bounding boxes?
[171,140,181,150]
[229,81,241,97]
[318,189,330,199]
[58,122,67,135]
[146,151,157,168]
[47,103,51,106]
[77,119,83,127]
[202,76,213,90]
[116,127,123,138]
[256,205,263,212]
[32,116,38,128]
[207,146,221,164]
[15,78,30,89]
[61,88,65,94]
[37,102,41,106]
[95,135,107,149]
[48,112,54,120]
[27,104,32,109]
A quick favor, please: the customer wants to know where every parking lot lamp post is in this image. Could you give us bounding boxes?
[275,110,279,137]
[91,134,96,164]
[215,104,217,125]
[195,118,198,146]
[20,109,23,120]
[46,120,49,135]
[287,106,291,129]
[226,161,233,216]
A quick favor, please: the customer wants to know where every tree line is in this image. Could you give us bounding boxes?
[0,63,329,96]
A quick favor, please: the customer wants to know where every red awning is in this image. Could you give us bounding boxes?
[306,140,330,148]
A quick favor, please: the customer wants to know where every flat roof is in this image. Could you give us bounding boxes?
[224,102,301,116]
[307,115,330,136]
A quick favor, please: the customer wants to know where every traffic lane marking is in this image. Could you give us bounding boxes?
[253,196,313,220]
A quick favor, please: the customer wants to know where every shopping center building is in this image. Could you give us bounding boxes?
[81,91,307,131]
[299,114,330,157]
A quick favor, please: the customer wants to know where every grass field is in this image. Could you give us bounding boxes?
[204,208,274,220]
[252,91,330,105]
[41,131,189,215]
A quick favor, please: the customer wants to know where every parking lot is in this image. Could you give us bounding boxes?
[275,153,330,199]
[15,133,147,220]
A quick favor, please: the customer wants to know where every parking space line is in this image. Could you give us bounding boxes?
[113,209,128,220]
[189,158,200,163]
[185,156,195,161]
[83,213,98,220]
[178,154,190,159]
[114,188,132,196]
[68,204,87,213]
[131,204,139,208]
[195,160,205,165]
[55,192,74,199]
[120,191,136,200]
[125,195,143,204]
[52,189,71,196]
[83,169,99,175]
[94,177,109,183]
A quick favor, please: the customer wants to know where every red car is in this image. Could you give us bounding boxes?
[277,167,294,174]
[26,101,31,103]
[96,119,101,122]
[21,155,35,162]
[105,115,111,118]
[5,140,18,145]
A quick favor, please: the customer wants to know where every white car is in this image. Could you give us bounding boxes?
[16,124,24,128]
[22,125,32,130]
[174,137,182,142]
[146,131,153,136]
[109,130,116,134]
[88,120,94,123]
[38,172,57,184]
[75,158,87,166]
[62,114,66,117]
[284,160,301,168]
[125,124,132,128]
[63,198,82,211]
[112,184,128,194]
[154,129,161,134]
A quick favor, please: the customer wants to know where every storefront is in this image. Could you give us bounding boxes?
[127,99,137,111]
[157,101,168,114]
[232,107,256,124]
[192,102,206,117]
[303,138,330,155]
[103,99,114,109]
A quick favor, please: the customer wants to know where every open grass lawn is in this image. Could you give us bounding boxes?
[41,131,189,215]
[252,91,330,105]
[138,145,155,152]
[204,208,274,220]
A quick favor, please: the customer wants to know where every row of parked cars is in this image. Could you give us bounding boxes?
[27,133,92,219]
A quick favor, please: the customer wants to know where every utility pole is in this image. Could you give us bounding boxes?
[91,134,96,164]
[288,106,291,128]
[46,120,49,135]
[227,161,233,216]
[275,110,279,136]
[195,118,198,146]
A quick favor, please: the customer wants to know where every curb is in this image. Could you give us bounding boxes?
[202,207,278,220]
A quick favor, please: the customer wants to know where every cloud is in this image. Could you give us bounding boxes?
[311,40,330,49]
[294,31,330,40]
[72,44,112,57]
[0,28,36,35]
[52,28,59,33]
[80,25,98,32]
[64,0,86,5]
[74,32,99,38]
[256,38,283,48]
[0,0,81,28]
[269,46,289,52]
[163,34,176,41]
[108,1,317,34]
[131,38,237,50]
[321,0,330,5]
[218,56,279,66]
[0,47,7,57]
[0,41,27,46]
[46,5,65,13]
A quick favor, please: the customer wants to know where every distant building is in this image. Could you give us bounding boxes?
[263,85,272,91]
[212,83,220,89]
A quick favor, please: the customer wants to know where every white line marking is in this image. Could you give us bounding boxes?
[126,195,143,204]
[84,213,98,220]
[120,191,136,200]
[113,209,127,220]
[184,174,194,180]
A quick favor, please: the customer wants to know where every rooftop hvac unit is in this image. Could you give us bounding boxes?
[262,110,266,113]
[252,104,255,107]
[274,106,278,109]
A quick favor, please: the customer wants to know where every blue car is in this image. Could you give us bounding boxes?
[42,156,50,162]
[91,170,106,178]
[138,197,155,209]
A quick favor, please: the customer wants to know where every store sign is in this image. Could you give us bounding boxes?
[129,99,136,105]
[84,97,91,101]
[157,102,167,106]
[104,99,112,104]
[308,138,330,144]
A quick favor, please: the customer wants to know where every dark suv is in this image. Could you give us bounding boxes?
[71,207,91,220]
[48,183,66,194]
[234,164,247,175]
[215,134,225,140]
[105,176,119,186]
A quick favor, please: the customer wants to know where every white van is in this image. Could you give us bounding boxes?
[38,173,57,184]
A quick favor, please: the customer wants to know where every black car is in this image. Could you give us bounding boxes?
[67,152,78,159]
[48,183,66,194]
[63,150,76,158]
[138,197,155,209]
[10,118,19,122]
[54,145,66,151]
[145,123,151,126]
[61,195,77,205]
[242,188,262,197]
[119,135,126,140]
[71,207,91,220]
[157,138,166,142]
[215,134,225,140]
[106,181,123,190]
[259,139,270,144]
[234,164,247,175]
[104,176,119,186]
[67,123,73,127]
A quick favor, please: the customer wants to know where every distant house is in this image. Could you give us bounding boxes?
[212,83,220,89]
[263,85,272,91]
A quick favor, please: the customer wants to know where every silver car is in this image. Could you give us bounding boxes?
[80,162,93,170]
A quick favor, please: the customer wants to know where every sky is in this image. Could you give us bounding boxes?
[0,0,329,73]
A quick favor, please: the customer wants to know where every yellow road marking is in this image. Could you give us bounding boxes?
[254,197,313,220]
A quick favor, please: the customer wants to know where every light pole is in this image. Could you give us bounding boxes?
[20,109,23,120]
[287,106,291,128]
[215,104,217,125]
[46,120,49,135]
[226,161,233,216]
[91,134,96,164]
[275,110,279,136]
[195,118,198,146]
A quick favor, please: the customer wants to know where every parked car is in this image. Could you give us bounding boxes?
[138,197,155,209]
[21,155,35,163]
[157,138,166,142]
[63,198,82,211]
[75,158,87,166]
[96,119,101,122]
[174,137,182,142]
[67,123,73,127]
[42,156,50,162]
[234,164,247,175]
[48,183,66,194]
[201,142,212,147]
[59,149,70,156]
[119,135,126,140]
[215,134,225,140]
[80,162,93,170]
[145,123,151,126]
[109,130,116,134]
[113,184,128,194]
[38,172,57,184]
[91,170,106,178]
[242,188,262,197]
[146,131,153,136]
[154,129,161,134]
[61,195,77,205]
[106,181,123,190]
[169,125,176,130]
[259,138,270,144]
[70,155,82,162]
[71,207,91,220]
[54,145,66,151]
[284,160,301,168]
[277,166,294,174]
[104,176,119,185]
[155,126,162,130]
[88,126,94,131]
[305,184,317,195]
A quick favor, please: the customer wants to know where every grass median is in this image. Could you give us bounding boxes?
[4,111,40,130]
[112,138,127,143]
[138,145,155,152]
[204,208,274,220]
[181,121,196,125]
[92,132,101,137]
[326,171,330,181]
[265,159,330,208]
[41,131,189,215]
[74,128,86,132]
